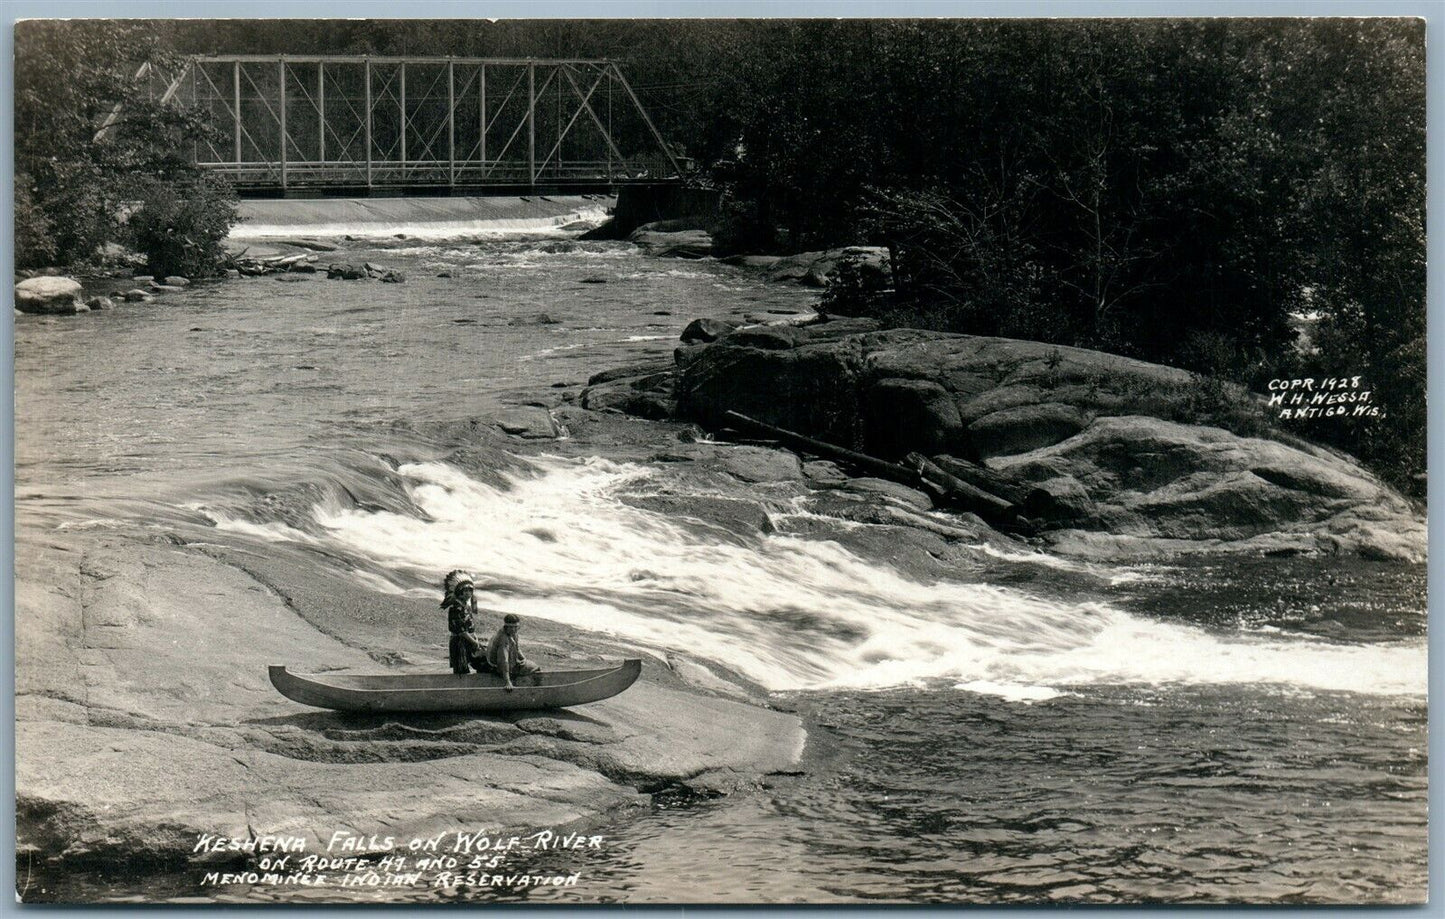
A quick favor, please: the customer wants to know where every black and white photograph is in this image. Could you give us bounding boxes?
[10,12,1429,905]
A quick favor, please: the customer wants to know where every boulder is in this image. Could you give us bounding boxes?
[765,246,890,286]
[806,316,883,340]
[766,253,824,282]
[588,361,673,386]
[680,317,739,345]
[493,406,559,439]
[14,276,84,315]
[716,445,803,483]
[327,264,367,280]
[720,254,782,269]
[163,276,190,287]
[993,415,1425,560]
[676,327,865,448]
[223,268,241,279]
[727,325,805,350]
[122,289,153,302]
[866,335,1198,410]
[863,378,964,457]
[1021,475,1096,522]
[580,370,675,420]
[680,327,1201,455]
[379,269,406,283]
[511,312,561,326]
[629,228,714,259]
[85,296,113,311]
[802,460,849,487]
[967,402,1090,459]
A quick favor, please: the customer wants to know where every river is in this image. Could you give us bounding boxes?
[14,219,1427,904]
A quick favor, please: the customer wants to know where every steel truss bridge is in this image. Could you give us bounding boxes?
[126,55,686,194]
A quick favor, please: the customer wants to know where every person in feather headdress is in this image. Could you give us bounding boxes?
[441,569,486,674]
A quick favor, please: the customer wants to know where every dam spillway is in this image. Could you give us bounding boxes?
[229,194,613,239]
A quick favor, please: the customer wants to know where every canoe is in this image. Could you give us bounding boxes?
[268,659,642,713]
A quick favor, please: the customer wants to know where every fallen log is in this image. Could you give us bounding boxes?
[276,237,339,252]
[873,504,988,541]
[722,410,1030,530]
[905,452,1016,519]
[722,410,919,484]
[930,454,1034,506]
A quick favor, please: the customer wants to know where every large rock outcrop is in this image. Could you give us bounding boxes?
[673,322,1423,560]
[996,416,1425,560]
[677,325,1200,459]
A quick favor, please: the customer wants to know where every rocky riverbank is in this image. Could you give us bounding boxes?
[14,400,812,876]
[580,315,1424,564]
[16,219,1422,898]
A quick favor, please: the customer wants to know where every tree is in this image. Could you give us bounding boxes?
[702,19,1422,486]
[15,21,236,274]
[1258,20,1426,489]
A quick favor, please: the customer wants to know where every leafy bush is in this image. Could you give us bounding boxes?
[710,195,772,256]
[125,175,237,278]
[13,182,58,268]
[819,252,889,317]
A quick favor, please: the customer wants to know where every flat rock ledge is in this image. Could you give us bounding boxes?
[15,529,805,869]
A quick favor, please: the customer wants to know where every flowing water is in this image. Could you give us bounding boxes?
[14,221,1428,904]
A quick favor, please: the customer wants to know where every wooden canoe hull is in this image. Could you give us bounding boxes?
[268,660,642,713]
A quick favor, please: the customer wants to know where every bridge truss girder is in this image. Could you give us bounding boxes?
[144,55,683,190]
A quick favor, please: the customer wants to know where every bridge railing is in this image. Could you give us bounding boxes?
[200,158,676,188]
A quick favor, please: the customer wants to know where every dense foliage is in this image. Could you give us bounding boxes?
[14,19,1424,488]
[702,20,1425,491]
[15,22,236,275]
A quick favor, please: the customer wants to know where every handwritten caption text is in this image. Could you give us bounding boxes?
[1266,376,1381,420]
[194,829,605,891]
